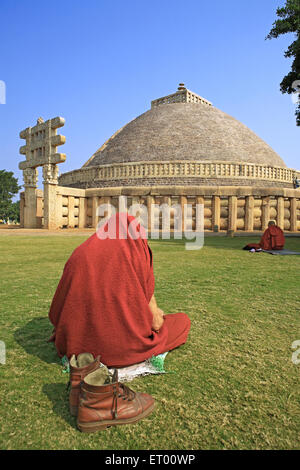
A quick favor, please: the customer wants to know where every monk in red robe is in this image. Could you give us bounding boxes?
[244,220,285,251]
[48,213,190,367]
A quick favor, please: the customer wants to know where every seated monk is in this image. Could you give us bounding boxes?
[244,220,285,251]
[48,213,191,368]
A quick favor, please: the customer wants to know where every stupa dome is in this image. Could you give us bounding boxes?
[83,91,286,169]
[59,84,289,189]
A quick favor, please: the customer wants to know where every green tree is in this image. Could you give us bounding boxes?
[9,201,20,223]
[266,0,300,125]
[0,170,21,221]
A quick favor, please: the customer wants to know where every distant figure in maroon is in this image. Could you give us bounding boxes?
[48,213,191,367]
[244,220,285,251]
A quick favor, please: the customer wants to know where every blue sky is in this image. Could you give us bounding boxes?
[0,0,298,191]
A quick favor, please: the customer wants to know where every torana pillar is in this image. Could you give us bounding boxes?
[43,163,59,229]
[23,168,38,228]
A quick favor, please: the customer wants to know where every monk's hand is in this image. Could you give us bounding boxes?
[149,294,165,332]
[152,308,165,332]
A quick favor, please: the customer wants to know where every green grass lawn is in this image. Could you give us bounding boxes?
[0,233,300,450]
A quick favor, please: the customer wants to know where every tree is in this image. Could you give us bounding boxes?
[0,170,21,221]
[266,0,300,126]
[9,201,20,223]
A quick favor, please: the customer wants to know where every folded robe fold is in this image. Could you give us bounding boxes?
[48,213,190,367]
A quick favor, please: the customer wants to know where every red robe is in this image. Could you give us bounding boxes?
[48,213,190,367]
[246,225,285,251]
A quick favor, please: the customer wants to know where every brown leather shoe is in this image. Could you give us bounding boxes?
[77,369,155,432]
[69,353,101,416]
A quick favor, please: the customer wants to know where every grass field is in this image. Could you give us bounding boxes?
[0,233,300,450]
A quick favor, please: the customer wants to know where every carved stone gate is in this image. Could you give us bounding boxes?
[19,116,66,228]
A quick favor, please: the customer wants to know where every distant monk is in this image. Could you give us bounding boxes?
[243,220,285,251]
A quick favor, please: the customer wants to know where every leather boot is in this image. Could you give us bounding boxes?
[69,353,101,416]
[77,368,155,432]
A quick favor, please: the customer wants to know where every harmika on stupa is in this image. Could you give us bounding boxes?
[19,84,300,232]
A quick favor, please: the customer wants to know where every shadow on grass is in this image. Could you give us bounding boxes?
[42,382,77,430]
[14,317,60,364]
[150,237,255,251]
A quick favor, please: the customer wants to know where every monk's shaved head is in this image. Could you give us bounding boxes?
[268,220,276,226]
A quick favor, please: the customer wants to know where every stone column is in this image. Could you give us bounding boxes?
[212,195,221,231]
[92,196,99,228]
[245,196,254,232]
[23,168,38,228]
[277,196,284,230]
[261,196,270,231]
[161,196,171,234]
[147,195,155,235]
[68,196,75,228]
[290,198,297,232]
[36,191,44,228]
[180,195,187,233]
[196,196,204,233]
[43,164,59,229]
[228,196,237,232]
[78,197,87,229]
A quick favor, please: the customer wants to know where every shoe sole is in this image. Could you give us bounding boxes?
[77,402,156,433]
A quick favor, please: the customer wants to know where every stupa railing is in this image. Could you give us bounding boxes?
[59,161,300,186]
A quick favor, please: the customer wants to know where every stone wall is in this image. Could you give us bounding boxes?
[20,184,300,233]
